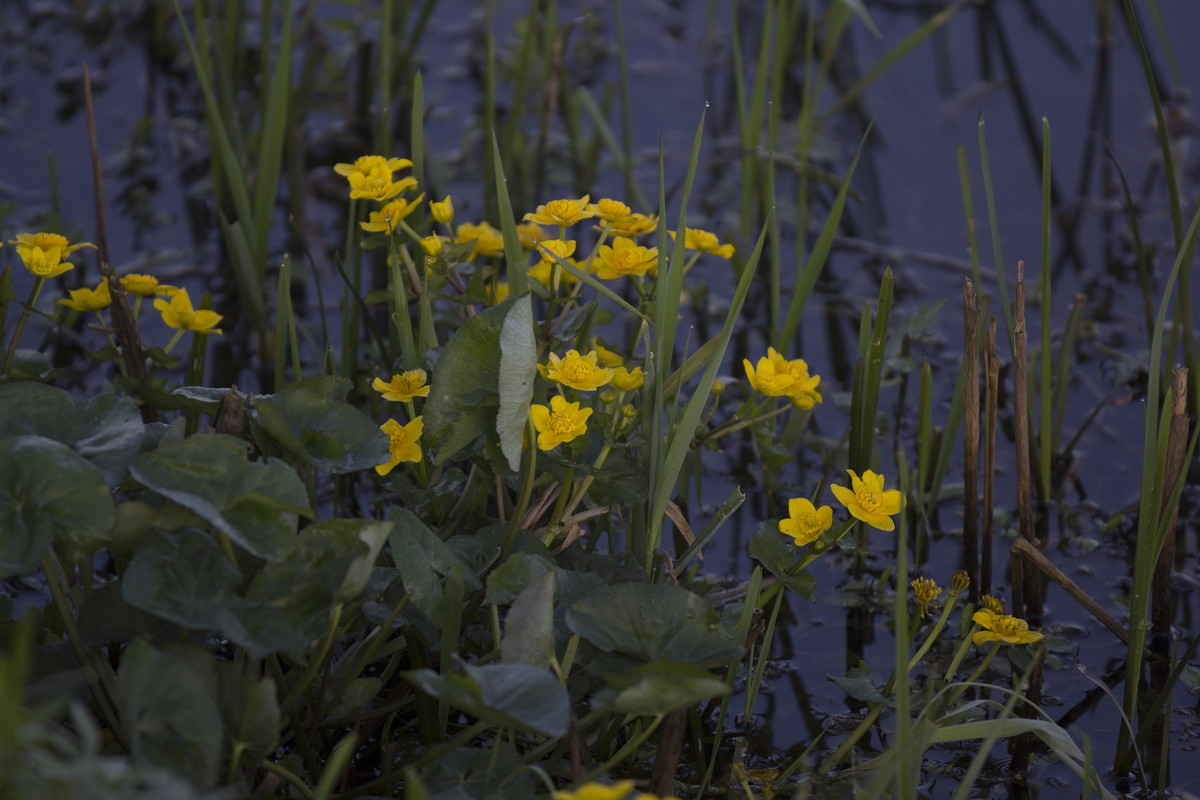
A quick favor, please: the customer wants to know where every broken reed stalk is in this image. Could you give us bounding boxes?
[1152,367,1189,635]
[1011,262,1038,617]
[1012,537,1130,647]
[648,709,688,797]
[962,279,980,602]
[982,316,998,599]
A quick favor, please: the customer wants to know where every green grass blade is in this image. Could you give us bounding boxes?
[740,0,774,242]
[490,129,529,296]
[274,256,290,392]
[411,71,425,192]
[647,216,771,565]
[977,114,1014,347]
[780,119,873,350]
[252,0,293,272]
[855,268,893,470]
[217,215,269,337]
[956,143,981,289]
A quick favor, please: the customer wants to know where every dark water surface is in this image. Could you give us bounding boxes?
[3,0,1200,795]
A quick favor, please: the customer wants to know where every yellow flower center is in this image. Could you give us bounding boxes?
[543,200,578,221]
[598,199,630,217]
[912,578,939,605]
[992,616,1025,637]
[982,595,1005,614]
[549,412,575,434]
[797,514,823,536]
[29,256,59,276]
[563,361,594,383]
[611,249,644,273]
[395,371,424,393]
[29,233,68,250]
[386,426,410,448]
[857,488,882,513]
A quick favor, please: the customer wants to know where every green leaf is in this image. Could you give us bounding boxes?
[247,519,391,606]
[118,639,223,787]
[250,387,389,474]
[603,659,730,715]
[215,661,279,764]
[422,297,516,464]
[128,433,312,561]
[565,584,743,668]
[78,580,180,646]
[420,743,535,800]
[4,350,66,383]
[0,383,144,487]
[497,293,536,471]
[829,667,888,705]
[747,521,817,601]
[403,663,570,737]
[389,508,480,622]
[500,570,556,669]
[486,552,555,605]
[0,435,115,575]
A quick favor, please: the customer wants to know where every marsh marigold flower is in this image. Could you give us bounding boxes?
[711,379,726,395]
[743,356,796,397]
[361,195,425,233]
[594,238,658,280]
[586,198,633,223]
[456,222,505,259]
[431,195,454,224]
[949,570,970,597]
[621,403,637,418]
[10,232,96,256]
[524,196,595,227]
[554,780,634,800]
[120,274,162,297]
[334,155,411,179]
[831,469,903,531]
[766,347,823,409]
[153,289,223,334]
[605,213,659,238]
[420,235,447,258]
[531,395,592,451]
[17,245,72,279]
[592,339,624,367]
[971,609,1043,646]
[538,239,577,262]
[373,369,430,402]
[779,497,833,546]
[538,350,614,392]
[348,166,416,203]
[376,417,423,475]
[670,227,734,258]
[911,577,941,618]
[981,594,1005,615]
[609,366,644,392]
[517,222,549,249]
[58,280,111,313]
[528,259,579,288]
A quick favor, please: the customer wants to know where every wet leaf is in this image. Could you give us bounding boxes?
[829,667,887,705]
[128,434,311,561]
[118,639,223,787]
[0,435,115,576]
[389,508,480,622]
[404,662,570,737]
[0,382,144,487]
[565,583,743,668]
[501,570,555,669]
[250,386,388,474]
[497,293,536,471]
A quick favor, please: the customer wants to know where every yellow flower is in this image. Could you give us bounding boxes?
[58,280,111,313]
[120,274,161,297]
[9,232,96,255]
[604,213,659,238]
[586,198,633,223]
[971,609,1043,646]
[376,417,423,475]
[348,166,417,203]
[830,469,903,531]
[531,395,592,451]
[155,284,183,297]
[669,227,734,258]
[743,356,796,397]
[456,222,505,259]
[517,222,549,249]
[911,577,941,618]
[592,339,624,367]
[489,282,509,304]
[766,348,823,409]
[981,594,1005,615]
[334,155,411,179]
[431,195,454,224]
[528,259,579,288]
[16,245,72,279]
[779,497,833,546]
[538,239,577,262]
[372,369,430,402]
[711,379,726,395]
[360,195,426,233]
[539,350,614,392]
[554,780,634,800]
[609,366,644,392]
[153,288,223,334]
[420,235,447,256]
[524,196,595,226]
[594,238,658,280]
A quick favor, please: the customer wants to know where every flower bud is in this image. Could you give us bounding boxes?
[949,569,970,597]
[711,379,726,395]
[600,390,616,405]
[621,403,637,418]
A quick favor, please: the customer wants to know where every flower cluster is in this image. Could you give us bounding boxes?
[744,347,822,409]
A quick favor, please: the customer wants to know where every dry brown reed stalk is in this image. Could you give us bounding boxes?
[982,316,998,598]
[962,278,980,602]
[1011,261,1039,618]
[1012,537,1129,646]
[649,709,688,796]
[1153,367,1189,635]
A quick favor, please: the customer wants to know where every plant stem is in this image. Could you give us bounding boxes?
[577,713,664,784]
[942,624,982,682]
[948,641,1002,704]
[2,277,45,375]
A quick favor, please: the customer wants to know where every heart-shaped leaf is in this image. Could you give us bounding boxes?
[403,663,570,737]
[250,387,388,474]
